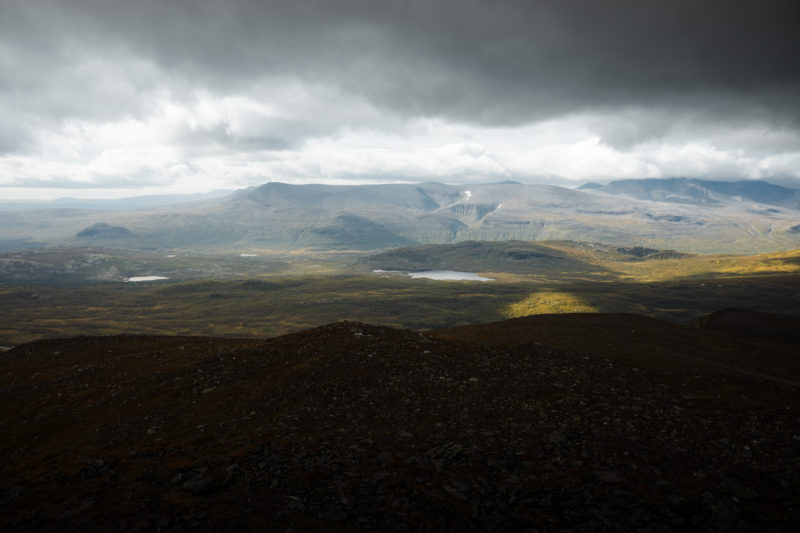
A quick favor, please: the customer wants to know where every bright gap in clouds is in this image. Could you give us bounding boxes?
[4,92,800,200]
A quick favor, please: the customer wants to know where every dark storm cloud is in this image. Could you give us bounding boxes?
[2,0,800,193]
[4,0,799,129]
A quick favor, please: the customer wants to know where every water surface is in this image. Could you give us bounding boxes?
[373,269,492,281]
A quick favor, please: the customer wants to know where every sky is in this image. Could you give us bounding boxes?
[1,0,800,200]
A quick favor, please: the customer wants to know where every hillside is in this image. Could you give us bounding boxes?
[1,313,798,531]
[4,180,800,253]
[359,240,697,279]
[361,240,800,283]
[360,240,610,277]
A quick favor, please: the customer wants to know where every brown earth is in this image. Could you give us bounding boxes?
[698,308,800,344]
[1,313,799,531]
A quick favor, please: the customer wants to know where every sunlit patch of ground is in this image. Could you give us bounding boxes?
[505,291,596,317]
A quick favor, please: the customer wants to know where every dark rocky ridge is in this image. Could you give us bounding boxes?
[1,313,798,531]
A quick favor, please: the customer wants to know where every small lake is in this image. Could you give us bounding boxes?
[373,269,493,282]
[124,276,169,282]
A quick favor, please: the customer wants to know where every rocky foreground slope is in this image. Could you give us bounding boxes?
[1,312,798,531]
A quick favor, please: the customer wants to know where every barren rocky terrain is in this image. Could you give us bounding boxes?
[1,311,798,531]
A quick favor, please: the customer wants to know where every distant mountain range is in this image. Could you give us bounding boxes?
[578,177,800,210]
[3,179,800,254]
[0,190,233,212]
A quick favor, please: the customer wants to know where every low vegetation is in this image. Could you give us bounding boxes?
[1,240,799,346]
[2,273,799,347]
[504,291,597,317]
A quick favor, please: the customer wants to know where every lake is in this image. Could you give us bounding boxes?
[373,269,492,282]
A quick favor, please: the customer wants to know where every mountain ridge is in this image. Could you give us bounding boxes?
[580,177,800,209]
[3,179,800,253]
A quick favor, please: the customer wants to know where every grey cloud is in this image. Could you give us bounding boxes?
[587,101,800,157]
[2,0,800,165]
[587,109,678,149]
[172,121,296,152]
[0,117,31,155]
[5,1,799,124]
[4,173,169,189]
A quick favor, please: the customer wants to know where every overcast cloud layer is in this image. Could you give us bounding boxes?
[2,0,800,198]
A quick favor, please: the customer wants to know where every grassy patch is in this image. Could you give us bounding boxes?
[505,291,597,317]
